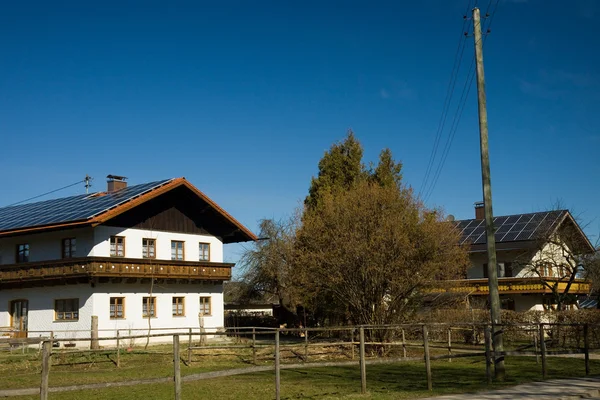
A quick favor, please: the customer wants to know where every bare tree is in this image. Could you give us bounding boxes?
[238,214,301,319]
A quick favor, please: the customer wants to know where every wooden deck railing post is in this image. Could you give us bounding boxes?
[173,335,181,400]
[423,325,432,391]
[359,326,366,394]
[40,340,51,400]
[539,323,547,379]
[275,329,281,400]
[484,325,492,384]
[252,327,257,365]
[584,324,590,376]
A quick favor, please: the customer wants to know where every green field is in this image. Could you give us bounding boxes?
[1,345,597,399]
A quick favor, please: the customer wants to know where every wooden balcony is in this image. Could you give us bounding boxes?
[0,257,233,288]
[431,277,591,296]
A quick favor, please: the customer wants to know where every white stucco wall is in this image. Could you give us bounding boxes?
[0,227,95,265]
[466,250,533,279]
[466,241,572,280]
[92,226,223,262]
[511,295,545,312]
[0,282,224,347]
[0,226,223,265]
[0,285,94,342]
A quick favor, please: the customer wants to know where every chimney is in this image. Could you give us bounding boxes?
[474,201,485,219]
[107,175,128,192]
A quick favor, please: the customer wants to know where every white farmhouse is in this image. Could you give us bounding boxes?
[0,176,256,345]
[444,203,595,312]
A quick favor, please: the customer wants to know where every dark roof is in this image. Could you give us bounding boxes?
[455,210,568,246]
[0,178,257,243]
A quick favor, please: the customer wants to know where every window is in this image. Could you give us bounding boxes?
[55,299,79,321]
[171,241,184,261]
[541,264,554,277]
[199,243,210,261]
[199,296,211,316]
[16,244,29,263]
[484,263,512,278]
[62,238,76,258]
[142,238,156,259]
[142,297,156,318]
[172,297,185,316]
[505,262,513,278]
[110,236,125,257]
[110,297,125,319]
[500,298,516,311]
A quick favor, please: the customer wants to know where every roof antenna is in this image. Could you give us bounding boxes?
[84,174,93,194]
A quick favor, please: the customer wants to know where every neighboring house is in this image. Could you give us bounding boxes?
[0,176,256,345]
[223,281,279,317]
[439,203,595,312]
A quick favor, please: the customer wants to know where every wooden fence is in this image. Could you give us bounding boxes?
[2,322,596,400]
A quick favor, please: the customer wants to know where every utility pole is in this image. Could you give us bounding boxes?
[472,7,505,380]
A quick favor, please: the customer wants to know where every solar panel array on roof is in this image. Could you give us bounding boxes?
[0,179,173,232]
[455,210,566,245]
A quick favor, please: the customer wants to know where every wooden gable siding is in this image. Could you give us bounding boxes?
[103,187,211,236]
[131,206,209,235]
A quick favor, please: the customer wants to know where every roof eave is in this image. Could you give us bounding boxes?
[0,220,92,238]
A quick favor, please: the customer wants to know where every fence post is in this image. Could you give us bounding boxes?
[251,327,257,365]
[533,329,539,364]
[40,340,51,400]
[584,324,590,376]
[402,328,407,358]
[423,325,432,391]
[91,315,99,350]
[116,330,120,368]
[359,326,367,394]
[351,328,355,360]
[173,335,181,400]
[275,329,281,400]
[304,328,309,363]
[448,328,452,362]
[539,323,547,379]
[484,325,492,384]
[188,328,193,365]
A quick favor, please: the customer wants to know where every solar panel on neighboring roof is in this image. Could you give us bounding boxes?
[0,179,173,232]
[455,210,566,245]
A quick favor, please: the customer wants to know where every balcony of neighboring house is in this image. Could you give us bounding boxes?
[0,257,233,288]
[431,276,591,296]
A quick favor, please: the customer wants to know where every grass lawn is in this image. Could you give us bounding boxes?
[4,349,598,399]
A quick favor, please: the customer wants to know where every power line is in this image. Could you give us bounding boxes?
[423,59,477,203]
[5,180,85,207]
[418,0,472,200]
[421,2,500,203]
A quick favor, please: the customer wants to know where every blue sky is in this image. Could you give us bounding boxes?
[1,0,598,264]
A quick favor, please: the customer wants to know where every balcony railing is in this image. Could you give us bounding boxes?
[431,277,590,295]
[0,257,233,285]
